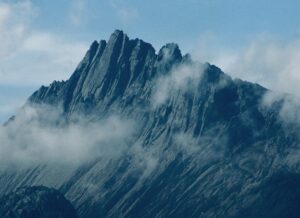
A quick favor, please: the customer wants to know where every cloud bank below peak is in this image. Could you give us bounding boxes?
[0,104,136,168]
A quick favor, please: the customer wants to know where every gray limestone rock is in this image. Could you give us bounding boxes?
[3,30,300,218]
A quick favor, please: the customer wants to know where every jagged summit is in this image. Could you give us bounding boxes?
[28,30,204,114]
[158,43,182,60]
[27,30,267,142]
[4,30,300,218]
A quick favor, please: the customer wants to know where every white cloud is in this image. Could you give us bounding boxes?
[191,35,300,95]
[262,91,300,127]
[110,0,139,25]
[0,3,10,24]
[0,93,27,121]
[0,0,89,125]
[260,91,300,169]
[151,61,206,107]
[0,104,136,167]
[0,33,87,86]
[0,104,161,178]
[69,0,87,26]
[0,0,35,59]
[174,130,226,160]
[0,1,88,86]
[117,7,139,25]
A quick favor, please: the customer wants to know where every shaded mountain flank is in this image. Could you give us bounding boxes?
[2,30,300,218]
[0,186,78,218]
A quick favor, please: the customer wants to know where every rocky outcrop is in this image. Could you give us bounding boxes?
[0,186,78,218]
[3,30,300,217]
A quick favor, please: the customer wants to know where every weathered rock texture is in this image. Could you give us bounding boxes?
[1,30,300,218]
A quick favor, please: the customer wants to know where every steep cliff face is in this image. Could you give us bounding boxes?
[2,30,300,217]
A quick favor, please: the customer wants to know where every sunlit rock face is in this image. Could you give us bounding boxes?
[2,30,300,218]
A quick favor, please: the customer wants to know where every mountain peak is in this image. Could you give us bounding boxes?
[107,29,127,46]
[158,42,182,61]
[7,30,297,218]
[112,29,124,37]
[28,30,216,112]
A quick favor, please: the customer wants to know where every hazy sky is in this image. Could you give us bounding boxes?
[1,0,300,121]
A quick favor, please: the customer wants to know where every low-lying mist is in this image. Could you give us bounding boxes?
[0,104,136,167]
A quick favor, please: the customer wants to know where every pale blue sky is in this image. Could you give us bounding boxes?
[1,0,300,121]
[30,0,300,48]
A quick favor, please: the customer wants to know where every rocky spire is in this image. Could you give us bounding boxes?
[156,43,182,74]
[28,30,215,113]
